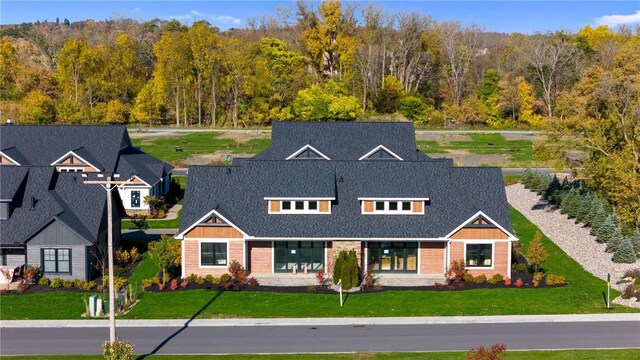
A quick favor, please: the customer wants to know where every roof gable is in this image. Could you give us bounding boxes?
[286,144,331,160]
[359,145,403,161]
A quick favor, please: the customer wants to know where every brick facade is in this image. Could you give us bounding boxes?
[448,240,510,278]
[248,241,272,273]
[419,242,445,275]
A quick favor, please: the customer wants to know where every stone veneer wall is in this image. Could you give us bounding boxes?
[330,240,363,273]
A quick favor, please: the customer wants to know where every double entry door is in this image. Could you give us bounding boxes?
[368,242,417,272]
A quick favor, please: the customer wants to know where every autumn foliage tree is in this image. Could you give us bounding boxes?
[527,231,548,273]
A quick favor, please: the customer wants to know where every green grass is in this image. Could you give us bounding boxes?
[503,174,521,186]
[8,349,640,360]
[3,206,636,320]
[128,252,160,286]
[131,132,270,166]
[121,210,181,229]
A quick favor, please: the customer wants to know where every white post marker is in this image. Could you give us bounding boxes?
[607,273,611,309]
[338,279,343,307]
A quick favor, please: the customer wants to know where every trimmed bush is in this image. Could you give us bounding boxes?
[472,274,487,284]
[596,214,618,243]
[463,273,475,283]
[512,263,528,274]
[532,272,544,287]
[102,338,134,360]
[621,283,640,299]
[612,238,637,264]
[37,276,50,286]
[545,274,566,286]
[332,251,347,285]
[220,273,231,282]
[335,250,360,291]
[605,226,624,253]
[487,274,504,285]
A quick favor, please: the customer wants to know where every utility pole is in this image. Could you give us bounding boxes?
[84,175,130,344]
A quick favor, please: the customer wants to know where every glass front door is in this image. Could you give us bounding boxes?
[368,242,417,273]
[274,241,324,272]
[131,191,140,207]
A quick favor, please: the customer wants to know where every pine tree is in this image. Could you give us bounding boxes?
[521,168,534,189]
[596,214,618,243]
[612,238,637,264]
[575,193,594,224]
[560,188,577,214]
[590,205,607,236]
[566,191,582,219]
[584,197,601,227]
[544,175,560,201]
[605,226,623,253]
[630,228,640,256]
[537,172,553,194]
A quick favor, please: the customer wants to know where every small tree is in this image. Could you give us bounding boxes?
[560,188,577,214]
[575,193,594,224]
[527,231,548,273]
[631,228,640,256]
[596,213,618,243]
[521,168,534,188]
[612,238,637,264]
[589,204,607,235]
[566,191,582,219]
[332,250,348,285]
[143,195,157,216]
[605,226,623,253]
[147,235,181,284]
[584,197,601,227]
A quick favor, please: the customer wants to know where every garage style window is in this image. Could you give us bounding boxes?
[200,243,228,266]
[465,243,493,267]
[42,248,71,273]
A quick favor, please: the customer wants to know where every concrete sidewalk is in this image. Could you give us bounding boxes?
[2,313,638,328]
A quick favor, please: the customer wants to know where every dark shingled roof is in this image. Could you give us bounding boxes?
[254,122,427,161]
[116,147,174,186]
[0,166,117,246]
[179,161,513,239]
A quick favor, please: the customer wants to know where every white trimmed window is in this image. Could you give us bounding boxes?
[367,200,418,214]
[465,243,493,268]
[42,248,71,273]
[280,200,321,214]
[58,167,85,172]
[200,242,228,267]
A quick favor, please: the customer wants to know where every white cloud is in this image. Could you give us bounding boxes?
[595,10,640,26]
[214,15,241,25]
[132,8,141,13]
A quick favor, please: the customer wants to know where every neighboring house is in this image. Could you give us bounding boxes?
[177,122,517,281]
[0,124,173,212]
[0,166,124,280]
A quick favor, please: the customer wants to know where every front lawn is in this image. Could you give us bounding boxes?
[1,206,637,320]
[7,349,640,360]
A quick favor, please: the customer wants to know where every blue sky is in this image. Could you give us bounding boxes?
[1,1,639,34]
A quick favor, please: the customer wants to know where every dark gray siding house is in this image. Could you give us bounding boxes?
[0,166,124,280]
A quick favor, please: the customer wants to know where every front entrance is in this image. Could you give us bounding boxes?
[274,241,324,272]
[131,191,140,208]
[367,242,417,273]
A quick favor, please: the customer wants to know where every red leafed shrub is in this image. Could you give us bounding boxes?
[157,282,165,291]
[446,259,468,283]
[457,282,465,289]
[228,260,249,284]
[447,285,455,290]
[169,279,178,291]
[465,343,507,360]
[180,279,188,288]
[248,277,259,286]
[434,282,444,288]
[514,278,523,288]
[315,270,326,285]
[504,278,511,286]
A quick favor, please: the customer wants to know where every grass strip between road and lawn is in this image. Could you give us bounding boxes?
[1,206,637,320]
[7,349,640,360]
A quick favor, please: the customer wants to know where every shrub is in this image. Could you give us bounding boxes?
[150,275,161,285]
[545,274,566,286]
[72,279,83,288]
[50,277,64,288]
[220,273,231,282]
[596,213,618,243]
[228,260,249,284]
[62,280,74,288]
[140,279,154,290]
[22,265,40,284]
[157,283,165,291]
[203,275,215,285]
[487,274,503,285]
[605,227,624,253]
[130,214,149,230]
[472,274,487,284]
[631,227,640,255]
[102,338,134,360]
[512,263,528,274]
[532,272,545,287]
[338,250,360,290]
[398,95,428,121]
[514,278,523,288]
[333,251,348,285]
[504,278,511,286]
[169,279,179,291]
[527,231,548,273]
[114,248,130,266]
[362,267,375,288]
[37,276,50,286]
[446,259,468,283]
[621,284,640,300]
[248,277,259,286]
[129,247,141,263]
[315,270,326,285]
[612,238,637,264]
[103,275,128,291]
[463,273,475,283]
[78,281,96,291]
[186,274,199,283]
[180,279,188,288]
[465,343,507,360]
[622,268,640,279]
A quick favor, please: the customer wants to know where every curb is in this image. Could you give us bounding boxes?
[2,313,639,328]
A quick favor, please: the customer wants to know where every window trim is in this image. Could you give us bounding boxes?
[361,199,425,215]
[270,200,329,214]
[58,167,85,172]
[197,240,230,268]
[463,241,495,270]
[41,248,72,274]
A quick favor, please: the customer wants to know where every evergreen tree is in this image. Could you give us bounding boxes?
[612,238,637,264]
[584,196,601,227]
[560,188,577,214]
[332,251,348,285]
[521,168,534,188]
[590,204,608,236]
[566,191,583,219]
[544,175,560,201]
[596,213,618,243]
[630,228,640,256]
[605,226,623,253]
[575,193,594,224]
[537,172,553,194]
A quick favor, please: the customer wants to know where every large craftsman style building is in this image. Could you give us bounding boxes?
[178,122,517,282]
[0,125,172,280]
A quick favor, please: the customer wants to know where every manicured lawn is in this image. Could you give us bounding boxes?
[121,210,181,229]
[131,132,270,166]
[8,349,640,360]
[503,174,521,186]
[128,252,160,286]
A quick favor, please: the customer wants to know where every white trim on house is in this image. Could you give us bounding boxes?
[269,200,330,215]
[195,238,230,268]
[58,167,86,172]
[360,199,425,215]
[181,240,186,278]
[50,151,100,172]
[444,211,518,240]
[271,240,275,274]
[285,144,331,160]
[461,239,496,270]
[264,197,335,201]
[247,236,445,241]
[416,244,421,274]
[507,240,512,279]
[358,145,403,161]
[118,175,152,188]
[176,208,250,239]
[357,197,430,201]
[0,151,21,165]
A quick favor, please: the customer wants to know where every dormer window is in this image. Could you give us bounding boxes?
[361,198,427,215]
[267,198,332,214]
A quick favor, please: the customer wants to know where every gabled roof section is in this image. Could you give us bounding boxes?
[444,210,517,240]
[116,147,174,186]
[0,147,25,165]
[0,166,29,201]
[50,149,102,171]
[358,145,403,161]
[286,144,330,160]
[253,122,430,161]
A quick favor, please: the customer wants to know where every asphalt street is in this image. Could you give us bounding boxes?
[2,321,639,355]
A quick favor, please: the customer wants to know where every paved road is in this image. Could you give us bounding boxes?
[2,321,639,355]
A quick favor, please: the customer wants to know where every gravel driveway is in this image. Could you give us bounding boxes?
[506,184,639,307]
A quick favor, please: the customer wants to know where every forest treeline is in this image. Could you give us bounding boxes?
[0,1,638,225]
